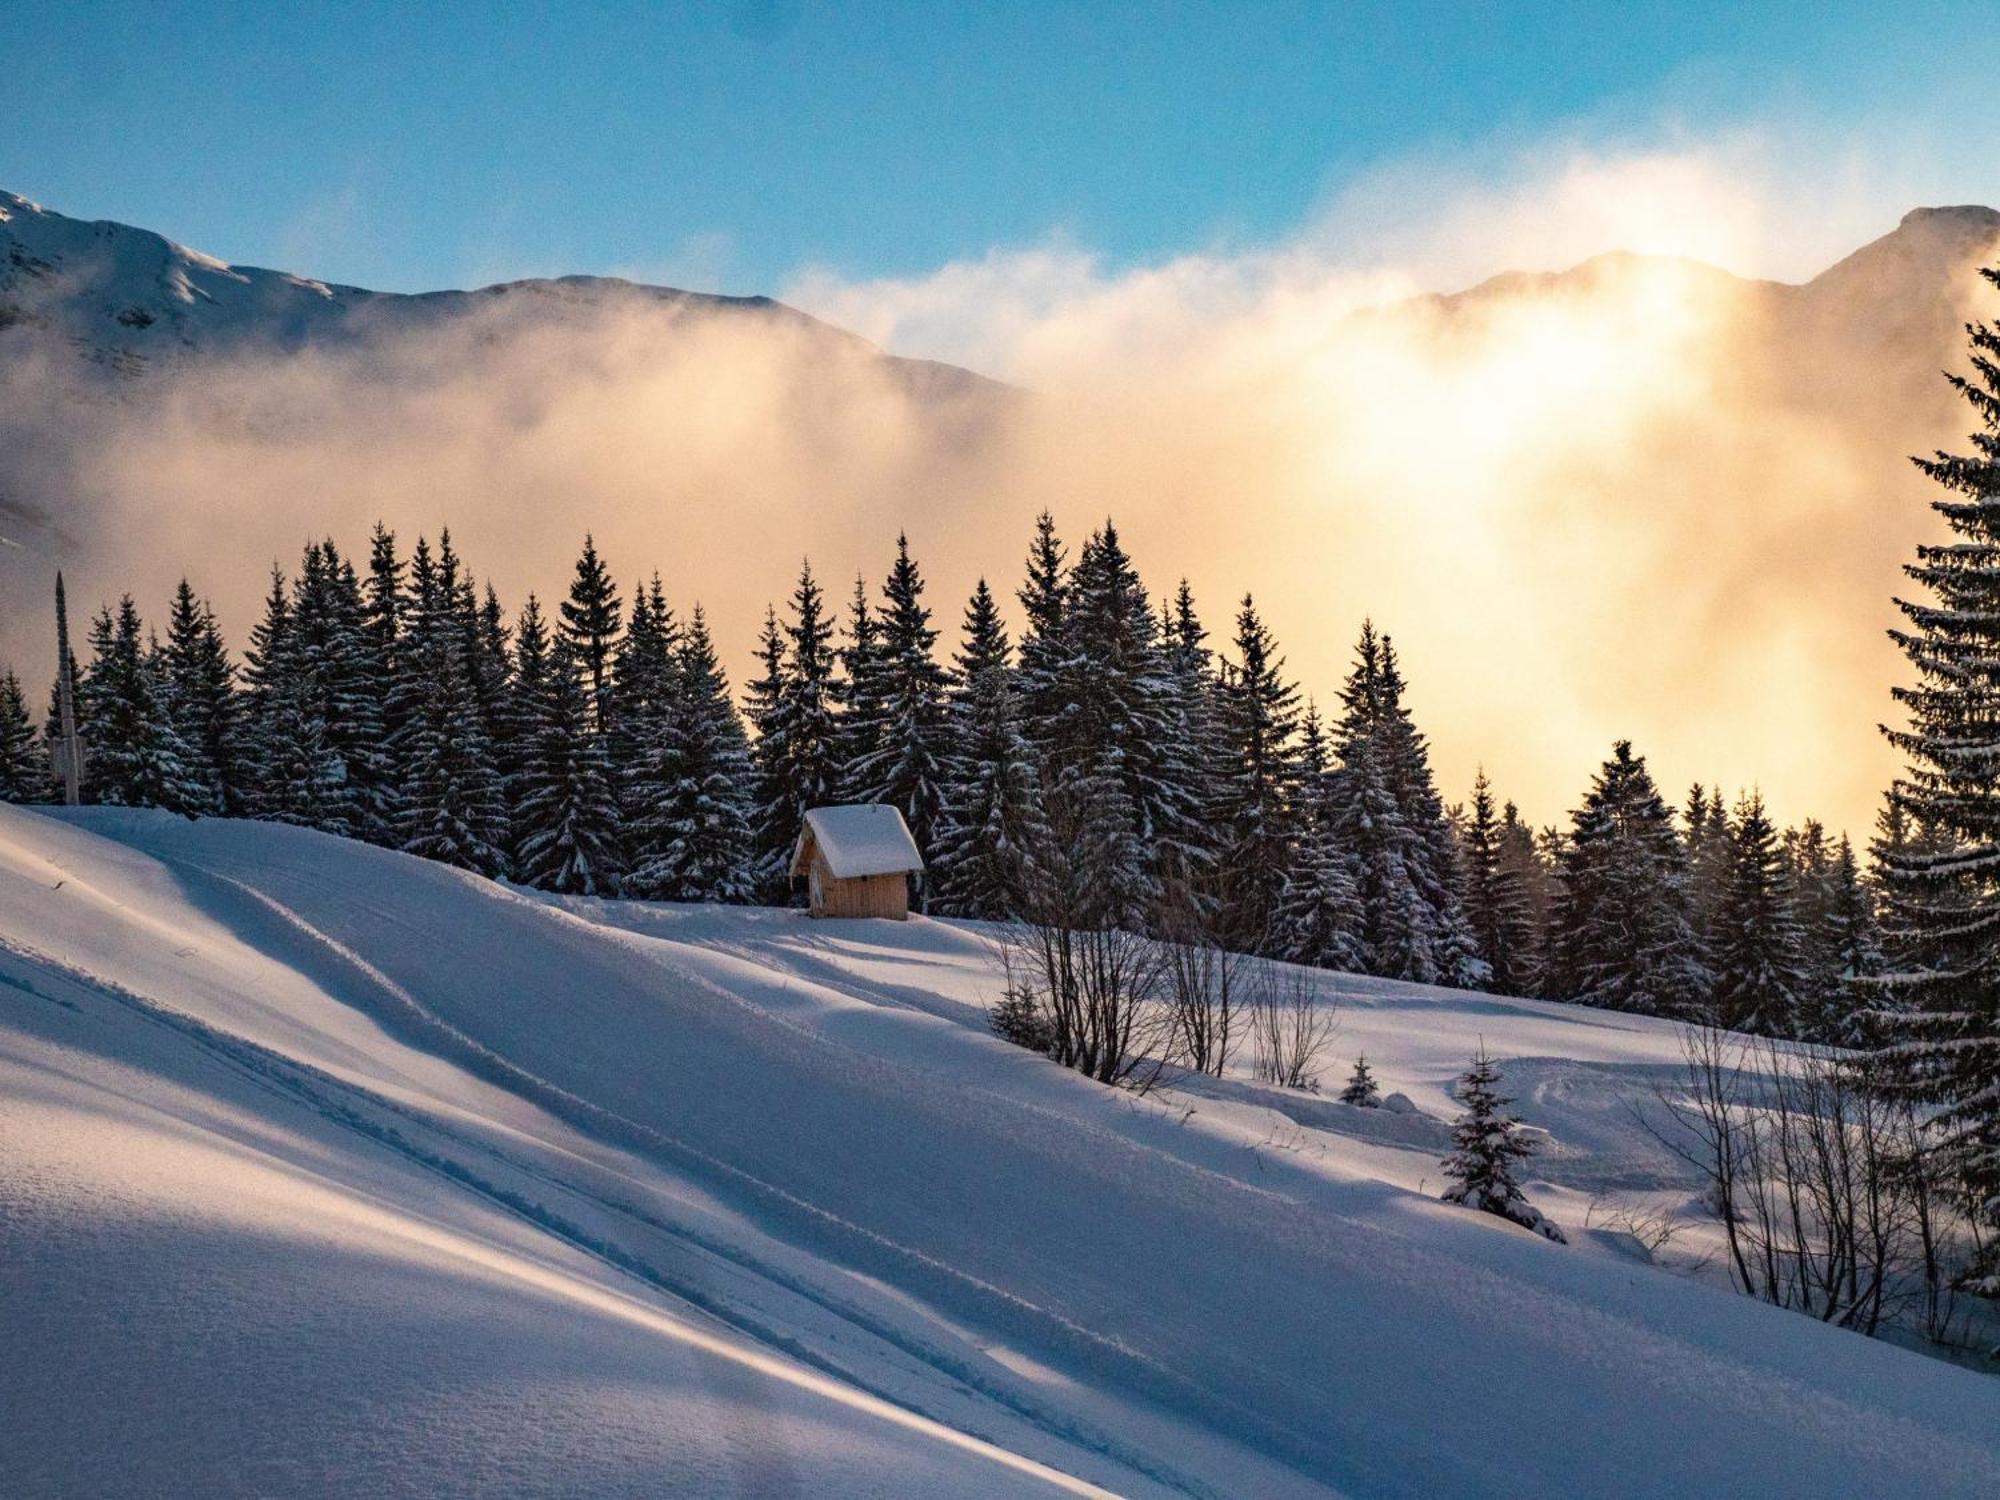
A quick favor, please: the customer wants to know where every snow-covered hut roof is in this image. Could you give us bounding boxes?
[790,804,925,879]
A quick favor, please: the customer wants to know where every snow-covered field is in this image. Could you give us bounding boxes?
[2,805,1996,1498]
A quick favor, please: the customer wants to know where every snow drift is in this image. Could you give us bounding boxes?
[1,805,1995,1497]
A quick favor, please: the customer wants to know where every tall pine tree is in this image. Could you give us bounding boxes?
[1212,594,1300,945]
[833,573,886,803]
[559,534,624,735]
[1273,704,1364,971]
[1326,623,1479,985]
[513,636,623,894]
[1710,792,1806,1037]
[931,579,1046,919]
[747,565,841,899]
[79,595,209,815]
[846,535,951,869]
[1873,258,2000,1277]
[1547,741,1708,1018]
[1488,799,1547,996]
[395,535,508,875]
[628,607,755,902]
[160,580,243,815]
[0,668,48,802]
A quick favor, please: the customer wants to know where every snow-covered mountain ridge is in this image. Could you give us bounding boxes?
[2,805,1995,1497]
[9,189,1998,395]
[0,188,997,402]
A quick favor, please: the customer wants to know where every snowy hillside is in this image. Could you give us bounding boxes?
[2,804,1997,1498]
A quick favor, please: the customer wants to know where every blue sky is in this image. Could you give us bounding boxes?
[7,1,1999,296]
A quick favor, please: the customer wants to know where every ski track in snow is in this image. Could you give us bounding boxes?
[168,869,1223,1495]
[0,935,1152,1498]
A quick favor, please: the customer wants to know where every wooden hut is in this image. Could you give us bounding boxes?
[789,804,925,919]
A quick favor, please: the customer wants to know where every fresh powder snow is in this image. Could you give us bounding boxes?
[2,805,1996,1498]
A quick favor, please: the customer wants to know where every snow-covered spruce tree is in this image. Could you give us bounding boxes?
[1440,1049,1565,1242]
[1546,740,1709,1019]
[559,534,623,736]
[626,607,755,902]
[745,607,795,901]
[832,573,886,803]
[1326,622,1480,986]
[1873,266,2000,1282]
[1212,594,1300,946]
[160,579,244,815]
[395,536,509,876]
[512,636,624,894]
[359,541,411,830]
[1043,521,1194,920]
[246,551,373,833]
[1866,790,1949,974]
[846,535,952,867]
[1822,837,1885,1046]
[1007,513,1169,926]
[237,566,344,831]
[1377,636,1483,987]
[1339,1054,1381,1108]
[619,574,678,713]
[291,539,389,839]
[1779,817,1880,1043]
[1158,580,1227,883]
[1486,798,1545,996]
[354,523,407,837]
[780,561,842,817]
[1012,510,1072,746]
[1680,783,1728,961]
[469,582,514,764]
[503,594,553,865]
[931,579,1047,919]
[988,981,1057,1055]
[239,566,302,813]
[78,595,209,815]
[613,574,677,763]
[610,574,677,871]
[1273,705,1364,971]
[1711,792,1807,1038]
[1328,699,1422,975]
[1783,818,1836,1034]
[745,565,842,900]
[1346,628,1441,981]
[379,538,440,806]
[1460,769,1533,993]
[0,668,49,802]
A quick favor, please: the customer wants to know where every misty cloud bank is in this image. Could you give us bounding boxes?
[3,149,1996,835]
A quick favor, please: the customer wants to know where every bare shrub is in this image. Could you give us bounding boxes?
[1247,961,1337,1092]
[989,790,1172,1088]
[1157,878,1251,1076]
[995,916,1170,1088]
[1583,1193,1686,1257]
[1652,1023,1978,1344]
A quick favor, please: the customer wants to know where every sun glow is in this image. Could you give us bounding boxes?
[3,149,1994,837]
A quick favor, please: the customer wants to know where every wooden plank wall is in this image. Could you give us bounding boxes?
[811,859,910,919]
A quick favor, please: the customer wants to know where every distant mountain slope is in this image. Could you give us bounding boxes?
[1428,205,2000,397]
[1435,205,2000,308]
[0,189,1001,403]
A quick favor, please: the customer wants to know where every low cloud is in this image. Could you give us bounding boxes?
[3,134,1995,836]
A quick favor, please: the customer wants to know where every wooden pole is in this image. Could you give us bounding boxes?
[54,571,80,807]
